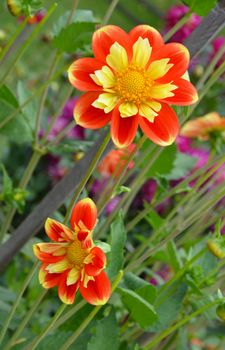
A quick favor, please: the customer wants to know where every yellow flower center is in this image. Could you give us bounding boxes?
[67,240,88,267]
[116,65,153,104]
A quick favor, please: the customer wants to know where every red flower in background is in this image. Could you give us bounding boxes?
[33,198,111,305]
[68,25,198,148]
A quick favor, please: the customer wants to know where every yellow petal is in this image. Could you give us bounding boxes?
[132,37,152,68]
[149,83,177,99]
[139,102,158,122]
[46,258,69,273]
[67,268,80,286]
[106,42,128,72]
[119,102,138,118]
[147,59,173,80]
[90,66,115,88]
[92,93,118,113]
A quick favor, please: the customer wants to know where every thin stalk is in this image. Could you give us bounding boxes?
[143,299,220,349]
[63,131,111,224]
[163,12,191,42]
[0,262,39,346]
[0,150,41,242]
[0,17,29,64]
[0,3,57,85]
[59,271,123,350]
[52,299,86,331]
[23,304,67,350]
[4,289,47,350]
[197,42,225,90]
[102,0,120,25]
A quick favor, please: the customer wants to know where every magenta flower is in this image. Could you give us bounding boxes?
[210,36,225,68]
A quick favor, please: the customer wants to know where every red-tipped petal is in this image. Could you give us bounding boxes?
[33,243,67,264]
[111,106,139,148]
[45,218,73,242]
[70,198,97,231]
[39,265,61,289]
[68,58,103,92]
[92,25,132,63]
[58,271,79,304]
[163,78,198,106]
[85,247,106,276]
[80,271,111,305]
[74,92,111,129]
[129,25,164,52]
[139,103,179,146]
[152,43,190,83]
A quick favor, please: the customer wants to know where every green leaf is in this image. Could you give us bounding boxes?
[165,152,197,180]
[94,241,111,254]
[17,81,36,131]
[106,213,127,279]
[0,163,13,194]
[124,272,150,290]
[0,85,33,144]
[167,240,182,272]
[118,287,157,329]
[46,139,93,155]
[149,282,187,331]
[88,309,119,350]
[144,208,164,230]
[52,22,95,53]
[183,0,217,16]
[113,185,131,196]
[142,143,177,178]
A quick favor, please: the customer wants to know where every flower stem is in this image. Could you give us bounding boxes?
[63,131,111,224]
[163,12,192,42]
[0,262,39,346]
[143,299,221,349]
[0,17,28,64]
[102,0,120,25]
[4,289,47,350]
[0,3,57,85]
[59,270,123,350]
[24,303,67,350]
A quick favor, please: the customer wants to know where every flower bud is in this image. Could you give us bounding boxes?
[207,239,225,259]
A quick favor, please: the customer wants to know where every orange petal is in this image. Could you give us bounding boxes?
[58,271,79,304]
[129,25,164,52]
[70,198,97,231]
[33,243,67,264]
[39,265,61,289]
[139,103,179,146]
[80,270,111,305]
[152,43,190,83]
[84,247,106,276]
[162,78,198,106]
[92,25,132,63]
[74,92,111,129]
[111,106,139,148]
[45,218,74,242]
[68,58,104,91]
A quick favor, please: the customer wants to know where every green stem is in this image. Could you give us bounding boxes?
[4,289,47,350]
[143,299,220,349]
[102,0,120,25]
[63,131,111,224]
[23,304,67,350]
[0,3,57,85]
[0,17,28,64]
[0,150,41,242]
[59,271,123,350]
[0,262,39,346]
[163,12,191,42]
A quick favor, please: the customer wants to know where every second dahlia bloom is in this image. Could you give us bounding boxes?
[98,144,135,177]
[181,112,225,140]
[33,198,111,305]
[68,25,198,148]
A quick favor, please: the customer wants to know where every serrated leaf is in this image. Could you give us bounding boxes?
[118,287,157,329]
[52,22,95,53]
[0,163,13,194]
[167,240,182,272]
[17,81,36,131]
[106,213,126,279]
[183,0,217,16]
[46,139,93,154]
[0,86,33,144]
[88,310,119,350]
[144,208,164,230]
[165,152,197,180]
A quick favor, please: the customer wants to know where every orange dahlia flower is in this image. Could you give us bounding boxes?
[33,198,111,305]
[98,144,135,177]
[181,112,225,140]
[68,25,198,148]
